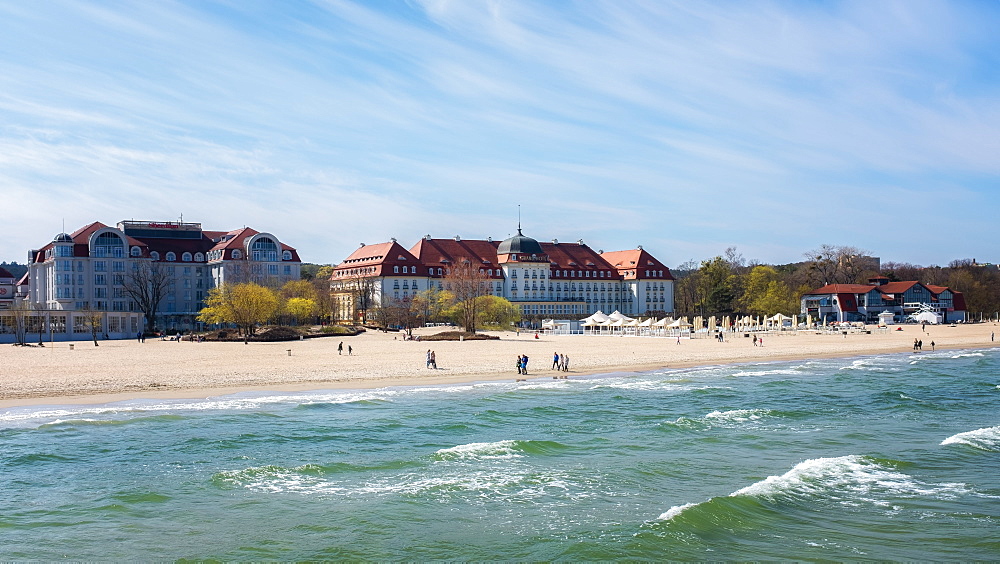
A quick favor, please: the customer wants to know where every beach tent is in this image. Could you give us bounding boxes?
[913,311,942,325]
[608,310,635,323]
[581,311,610,324]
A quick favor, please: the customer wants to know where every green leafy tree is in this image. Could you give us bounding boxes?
[695,256,736,316]
[476,295,521,329]
[740,265,799,316]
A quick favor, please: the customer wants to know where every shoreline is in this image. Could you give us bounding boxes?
[2,325,995,410]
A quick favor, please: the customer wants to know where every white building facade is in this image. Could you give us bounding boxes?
[330,229,674,323]
[19,220,301,337]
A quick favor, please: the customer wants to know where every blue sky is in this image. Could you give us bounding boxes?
[2,0,998,268]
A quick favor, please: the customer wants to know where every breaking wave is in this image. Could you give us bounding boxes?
[941,426,1000,451]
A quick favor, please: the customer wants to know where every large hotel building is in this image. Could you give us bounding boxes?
[15,220,301,338]
[330,228,675,322]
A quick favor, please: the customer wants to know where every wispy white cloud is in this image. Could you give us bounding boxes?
[1,0,998,267]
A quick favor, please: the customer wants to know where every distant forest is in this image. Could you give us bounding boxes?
[1,261,27,280]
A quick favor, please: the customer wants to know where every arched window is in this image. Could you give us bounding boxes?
[130,246,141,257]
[165,252,176,261]
[232,249,242,259]
[150,251,160,261]
[250,237,279,261]
[92,232,125,258]
[282,250,292,260]
[194,253,204,262]
[182,252,192,262]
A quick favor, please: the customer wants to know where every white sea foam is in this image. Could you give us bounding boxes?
[705,408,772,423]
[731,368,801,377]
[435,440,523,460]
[941,426,1000,451]
[218,463,595,502]
[731,455,971,503]
[952,352,985,359]
[839,358,892,372]
[657,502,697,521]
[0,389,401,428]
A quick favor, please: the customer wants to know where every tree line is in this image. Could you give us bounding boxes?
[673,245,1000,319]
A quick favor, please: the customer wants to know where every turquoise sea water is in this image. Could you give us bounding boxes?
[1,349,998,560]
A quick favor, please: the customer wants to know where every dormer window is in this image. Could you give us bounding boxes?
[150,251,160,260]
[283,250,292,260]
[166,252,176,262]
[232,250,242,259]
[195,252,204,262]
[182,252,192,262]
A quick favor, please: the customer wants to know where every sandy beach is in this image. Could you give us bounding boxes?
[2,323,997,408]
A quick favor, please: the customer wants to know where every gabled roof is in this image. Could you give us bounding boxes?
[802,283,882,296]
[334,241,421,278]
[409,238,504,278]
[877,281,922,294]
[0,267,13,280]
[542,242,611,272]
[600,248,675,280]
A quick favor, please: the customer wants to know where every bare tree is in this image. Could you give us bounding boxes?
[79,305,104,346]
[349,272,378,324]
[804,245,873,285]
[10,299,30,346]
[31,301,46,346]
[121,261,170,333]
[444,258,492,334]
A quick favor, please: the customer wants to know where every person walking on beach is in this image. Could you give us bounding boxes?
[913,338,919,352]
[348,345,353,355]
[552,352,560,370]
[426,349,432,368]
[430,350,437,369]
[516,355,523,375]
[338,342,343,355]
[562,354,569,372]
[753,335,758,347]
[931,341,935,351]
[521,354,529,375]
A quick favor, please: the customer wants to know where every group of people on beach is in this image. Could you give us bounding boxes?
[516,354,529,374]
[425,349,437,369]
[913,338,934,351]
[551,352,569,372]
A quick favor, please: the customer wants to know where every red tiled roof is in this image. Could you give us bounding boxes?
[334,241,422,278]
[408,238,504,278]
[33,222,299,263]
[877,281,921,294]
[600,248,675,280]
[803,283,880,295]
